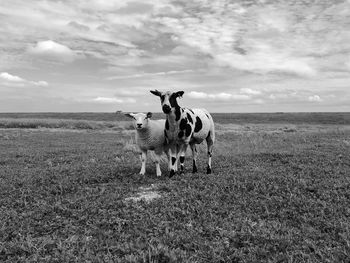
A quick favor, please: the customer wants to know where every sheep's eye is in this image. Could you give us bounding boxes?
[160,95,165,102]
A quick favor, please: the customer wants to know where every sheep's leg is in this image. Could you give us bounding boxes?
[190,143,198,173]
[165,148,171,172]
[168,153,171,172]
[169,145,177,178]
[174,144,180,173]
[154,149,162,177]
[139,150,147,175]
[178,144,188,174]
[174,152,179,173]
[206,135,214,174]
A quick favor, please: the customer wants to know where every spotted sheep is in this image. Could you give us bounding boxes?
[125,112,169,177]
[150,90,215,177]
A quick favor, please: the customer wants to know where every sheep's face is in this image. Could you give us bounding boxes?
[150,90,184,114]
[125,112,152,130]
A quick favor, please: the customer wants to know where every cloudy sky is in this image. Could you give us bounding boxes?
[0,0,349,112]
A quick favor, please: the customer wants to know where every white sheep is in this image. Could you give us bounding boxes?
[125,112,169,176]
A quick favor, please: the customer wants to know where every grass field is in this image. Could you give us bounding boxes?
[0,113,350,262]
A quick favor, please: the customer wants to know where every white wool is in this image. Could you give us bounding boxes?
[135,119,167,153]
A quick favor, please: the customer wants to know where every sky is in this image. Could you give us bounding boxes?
[0,0,349,112]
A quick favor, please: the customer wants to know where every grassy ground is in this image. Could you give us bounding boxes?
[0,113,350,262]
[1,112,349,124]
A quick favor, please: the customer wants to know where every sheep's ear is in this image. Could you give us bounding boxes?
[176,91,184,98]
[125,113,135,119]
[146,112,152,119]
[150,90,161,97]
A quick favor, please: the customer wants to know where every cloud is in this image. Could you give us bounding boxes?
[0,72,24,82]
[76,0,131,11]
[155,1,319,77]
[214,51,316,77]
[188,91,250,101]
[268,90,327,104]
[240,88,261,95]
[308,95,322,102]
[34,81,49,86]
[67,21,90,31]
[256,6,290,33]
[107,69,194,80]
[115,2,154,14]
[0,72,48,86]
[93,97,136,104]
[28,40,81,63]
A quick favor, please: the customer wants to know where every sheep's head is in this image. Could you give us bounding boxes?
[150,90,184,114]
[125,112,152,130]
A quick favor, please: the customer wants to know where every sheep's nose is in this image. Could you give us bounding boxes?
[162,105,171,113]
[137,123,142,128]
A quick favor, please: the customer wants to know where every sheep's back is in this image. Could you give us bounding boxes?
[191,108,215,141]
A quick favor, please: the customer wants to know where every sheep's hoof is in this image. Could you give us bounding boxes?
[206,166,212,174]
[156,173,162,177]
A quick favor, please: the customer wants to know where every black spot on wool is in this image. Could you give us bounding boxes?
[194,117,202,132]
[179,118,187,130]
[164,132,169,144]
[175,107,181,121]
[171,157,176,165]
[178,130,184,138]
[207,131,210,139]
[185,124,192,137]
[169,94,182,121]
[187,113,193,123]
[180,156,185,163]
[169,94,179,108]
[165,119,169,130]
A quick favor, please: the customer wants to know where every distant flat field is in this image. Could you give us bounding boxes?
[0,113,350,262]
[0,112,349,124]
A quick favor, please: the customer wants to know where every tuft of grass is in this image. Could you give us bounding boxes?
[0,118,124,130]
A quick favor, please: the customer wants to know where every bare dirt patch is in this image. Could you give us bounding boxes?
[125,184,162,202]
